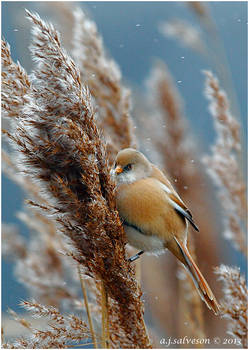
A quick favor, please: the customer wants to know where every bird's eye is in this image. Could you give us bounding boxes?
[124,163,132,172]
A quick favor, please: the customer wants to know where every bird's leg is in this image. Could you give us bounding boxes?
[128,250,144,262]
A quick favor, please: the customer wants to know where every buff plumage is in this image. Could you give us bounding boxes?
[112,148,220,315]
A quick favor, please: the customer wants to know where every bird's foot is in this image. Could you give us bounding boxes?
[128,250,144,262]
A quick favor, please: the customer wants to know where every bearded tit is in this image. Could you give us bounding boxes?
[112,148,220,315]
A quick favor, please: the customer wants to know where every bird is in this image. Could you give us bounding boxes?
[112,147,220,315]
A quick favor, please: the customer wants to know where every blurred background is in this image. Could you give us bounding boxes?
[2,1,247,347]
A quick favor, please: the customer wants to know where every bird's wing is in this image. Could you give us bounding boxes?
[151,167,199,232]
[167,191,199,232]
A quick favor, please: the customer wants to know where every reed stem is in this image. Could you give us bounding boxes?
[78,266,98,349]
[101,280,110,348]
[135,257,142,284]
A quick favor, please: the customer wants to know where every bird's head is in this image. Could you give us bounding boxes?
[111,148,152,185]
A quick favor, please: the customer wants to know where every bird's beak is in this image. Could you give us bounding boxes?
[115,165,123,174]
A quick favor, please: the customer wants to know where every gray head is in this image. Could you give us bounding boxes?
[112,148,152,185]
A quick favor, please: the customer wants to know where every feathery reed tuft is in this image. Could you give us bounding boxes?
[215,265,247,348]
[3,301,91,349]
[145,60,207,341]
[158,19,206,55]
[2,9,150,348]
[202,70,247,257]
[1,39,31,120]
[72,8,136,158]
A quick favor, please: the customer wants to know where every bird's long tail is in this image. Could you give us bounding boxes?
[173,237,220,315]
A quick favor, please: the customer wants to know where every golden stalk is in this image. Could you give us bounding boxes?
[141,312,149,343]
[1,327,5,344]
[71,342,94,348]
[135,257,142,284]
[100,280,110,348]
[78,266,98,349]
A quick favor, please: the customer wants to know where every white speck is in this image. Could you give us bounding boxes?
[184,322,188,326]
[191,159,195,163]
[177,80,182,84]
[162,124,166,128]
[237,19,241,22]
[181,56,185,59]
[146,137,151,141]
[91,73,96,78]
[155,296,158,300]
[133,126,137,129]
[13,29,19,32]
[119,44,124,48]
[174,178,178,182]
[183,186,188,190]
[136,24,141,27]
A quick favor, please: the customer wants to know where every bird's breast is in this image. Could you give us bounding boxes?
[116,178,181,238]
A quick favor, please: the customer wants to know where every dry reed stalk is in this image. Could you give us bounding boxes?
[100,280,110,348]
[2,9,150,348]
[158,19,207,55]
[2,224,27,260]
[146,61,204,341]
[1,327,4,345]
[40,3,136,162]
[3,133,80,309]
[135,256,142,283]
[3,301,91,349]
[1,39,31,119]
[2,152,77,307]
[215,265,247,348]
[39,1,75,52]
[187,2,209,18]
[2,213,77,308]
[77,265,98,348]
[187,3,242,123]
[71,8,136,159]
[142,60,223,342]
[203,71,247,257]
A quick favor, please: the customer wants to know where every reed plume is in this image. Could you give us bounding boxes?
[36,3,136,160]
[2,10,150,348]
[2,39,31,120]
[146,60,206,341]
[202,70,247,257]
[135,59,223,344]
[3,301,91,349]
[71,7,136,159]
[186,2,242,121]
[158,19,207,55]
[215,265,247,348]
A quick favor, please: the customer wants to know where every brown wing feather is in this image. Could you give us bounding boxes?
[168,193,199,232]
[151,165,199,231]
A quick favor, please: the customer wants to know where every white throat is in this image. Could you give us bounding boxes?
[115,171,137,185]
